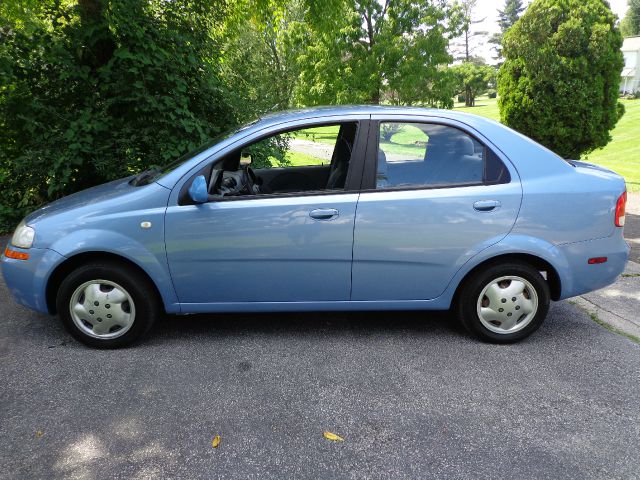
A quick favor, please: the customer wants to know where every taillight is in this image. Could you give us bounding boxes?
[615,191,626,227]
[588,257,607,264]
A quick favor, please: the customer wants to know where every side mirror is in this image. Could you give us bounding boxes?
[188,175,208,204]
[240,152,252,166]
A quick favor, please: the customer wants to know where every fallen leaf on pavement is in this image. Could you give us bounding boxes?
[323,431,344,442]
[35,430,44,438]
[212,435,221,448]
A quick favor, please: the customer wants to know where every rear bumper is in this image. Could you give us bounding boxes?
[557,231,630,300]
[1,245,65,314]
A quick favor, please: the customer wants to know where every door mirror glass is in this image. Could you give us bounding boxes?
[188,175,208,204]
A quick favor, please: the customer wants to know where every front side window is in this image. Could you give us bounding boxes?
[205,122,358,198]
[376,122,509,189]
[244,126,338,169]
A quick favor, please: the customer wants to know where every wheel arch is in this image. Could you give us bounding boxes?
[46,251,167,314]
[452,253,562,307]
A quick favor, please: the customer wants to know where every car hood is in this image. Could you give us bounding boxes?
[25,176,139,224]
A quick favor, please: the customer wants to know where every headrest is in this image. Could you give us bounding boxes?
[449,134,475,156]
[377,149,387,174]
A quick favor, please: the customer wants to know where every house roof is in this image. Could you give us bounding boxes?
[622,36,640,52]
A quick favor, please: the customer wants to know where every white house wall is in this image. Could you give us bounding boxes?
[620,37,640,93]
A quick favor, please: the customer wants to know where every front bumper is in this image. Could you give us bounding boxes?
[1,245,65,314]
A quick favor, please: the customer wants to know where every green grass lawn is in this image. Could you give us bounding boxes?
[453,97,500,121]
[291,126,339,145]
[284,150,329,166]
[455,96,640,192]
[583,100,640,192]
[380,124,430,158]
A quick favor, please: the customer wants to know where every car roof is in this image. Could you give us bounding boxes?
[256,105,500,129]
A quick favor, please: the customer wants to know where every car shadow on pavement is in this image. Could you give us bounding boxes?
[149,309,460,344]
[33,302,602,349]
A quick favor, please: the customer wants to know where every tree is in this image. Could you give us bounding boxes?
[448,1,491,106]
[294,0,459,107]
[621,0,640,37]
[498,0,625,159]
[222,0,307,117]
[450,0,488,62]
[488,0,525,60]
[0,0,236,230]
[451,61,496,106]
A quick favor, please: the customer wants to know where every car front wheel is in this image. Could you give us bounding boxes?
[56,262,159,348]
[456,262,550,343]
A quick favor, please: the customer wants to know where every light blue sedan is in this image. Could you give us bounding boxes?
[1,106,629,347]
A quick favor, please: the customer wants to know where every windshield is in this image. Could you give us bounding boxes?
[130,119,260,186]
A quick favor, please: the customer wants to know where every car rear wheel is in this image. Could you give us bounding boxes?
[456,262,550,343]
[56,262,159,348]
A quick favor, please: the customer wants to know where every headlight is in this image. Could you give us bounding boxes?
[11,221,36,249]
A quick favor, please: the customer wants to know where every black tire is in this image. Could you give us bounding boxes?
[56,261,160,348]
[455,262,550,343]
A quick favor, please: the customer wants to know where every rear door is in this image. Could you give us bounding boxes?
[351,117,522,301]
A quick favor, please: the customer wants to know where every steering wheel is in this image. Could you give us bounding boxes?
[240,165,257,195]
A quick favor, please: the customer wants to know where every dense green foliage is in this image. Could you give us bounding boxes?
[294,0,460,107]
[222,0,307,116]
[0,0,237,230]
[621,0,640,37]
[0,0,465,231]
[498,0,625,159]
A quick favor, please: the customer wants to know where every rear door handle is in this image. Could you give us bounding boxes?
[309,208,339,220]
[473,200,501,212]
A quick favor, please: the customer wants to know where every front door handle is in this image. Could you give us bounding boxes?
[473,200,501,212]
[309,208,339,220]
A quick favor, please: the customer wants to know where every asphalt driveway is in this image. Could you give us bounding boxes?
[1,270,640,478]
[626,193,640,263]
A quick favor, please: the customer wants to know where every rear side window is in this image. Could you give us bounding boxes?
[376,122,510,189]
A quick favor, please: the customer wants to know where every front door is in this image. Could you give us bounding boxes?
[165,121,366,306]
